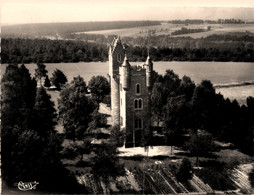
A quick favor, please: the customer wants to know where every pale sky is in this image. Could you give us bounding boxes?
[1,0,254,25]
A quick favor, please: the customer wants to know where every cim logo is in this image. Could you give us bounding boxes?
[15,181,39,191]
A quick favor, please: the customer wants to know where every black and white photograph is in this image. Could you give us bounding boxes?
[1,0,254,194]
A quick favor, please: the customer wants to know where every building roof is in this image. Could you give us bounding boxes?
[122,55,130,67]
[110,36,124,53]
[144,55,153,66]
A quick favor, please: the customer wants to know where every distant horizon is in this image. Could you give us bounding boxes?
[1,0,254,25]
[2,17,254,27]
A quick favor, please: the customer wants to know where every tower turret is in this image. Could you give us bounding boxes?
[121,55,131,91]
[144,56,153,88]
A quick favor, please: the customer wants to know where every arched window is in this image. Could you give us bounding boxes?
[134,99,138,109]
[135,118,143,129]
[139,99,142,109]
[134,98,143,109]
[136,83,140,94]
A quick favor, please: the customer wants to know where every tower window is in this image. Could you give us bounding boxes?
[135,99,138,108]
[117,53,122,62]
[139,99,142,108]
[136,83,141,94]
[135,118,143,129]
[134,98,143,109]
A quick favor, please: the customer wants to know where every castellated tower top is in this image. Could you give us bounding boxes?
[108,36,125,78]
[109,36,125,54]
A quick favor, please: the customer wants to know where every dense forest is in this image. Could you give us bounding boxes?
[151,70,254,155]
[169,19,245,24]
[2,35,254,63]
[171,27,208,36]
[1,64,122,193]
[1,38,108,63]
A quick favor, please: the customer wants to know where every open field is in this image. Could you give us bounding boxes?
[173,24,254,38]
[2,61,252,107]
[9,61,251,106]
[74,22,177,37]
[216,85,254,105]
[74,23,254,38]
[1,21,160,38]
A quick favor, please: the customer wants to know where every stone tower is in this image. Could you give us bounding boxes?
[109,37,125,126]
[109,37,153,147]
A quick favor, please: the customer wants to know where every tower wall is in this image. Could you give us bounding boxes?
[123,68,151,147]
[111,76,120,126]
[109,38,125,126]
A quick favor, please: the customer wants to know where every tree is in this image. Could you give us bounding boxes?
[34,87,57,137]
[44,75,51,88]
[163,95,192,153]
[14,128,86,193]
[19,64,37,107]
[163,69,181,98]
[1,64,36,185]
[176,158,193,182]
[179,75,196,101]
[247,97,254,144]
[191,80,217,131]
[151,70,163,84]
[51,69,68,90]
[109,125,125,147]
[249,167,254,188]
[10,129,43,182]
[186,133,215,167]
[91,143,125,194]
[88,75,110,102]
[62,139,92,165]
[87,107,108,132]
[151,82,164,126]
[1,64,86,193]
[35,63,48,86]
[1,64,36,130]
[58,76,97,140]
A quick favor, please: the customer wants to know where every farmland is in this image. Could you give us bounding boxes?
[1,21,160,38]
[73,22,254,38]
[3,20,253,40]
